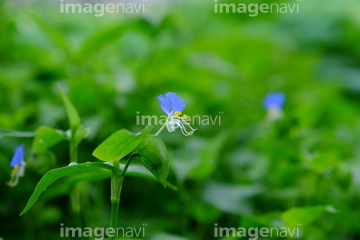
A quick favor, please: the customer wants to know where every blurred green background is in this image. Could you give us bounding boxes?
[1,0,360,239]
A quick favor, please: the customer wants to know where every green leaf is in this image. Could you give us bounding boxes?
[57,87,89,147]
[126,164,177,191]
[92,126,153,162]
[77,24,127,60]
[71,124,89,147]
[203,181,264,215]
[281,206,326,229]
[58,86,81,129]
[65,164,177,190]
[75,19,154,61]
[334,162,352,190]
[135,135,169,187]
[191,131,229,180]
[0,129,35,139]
[66,171,111,188]
[29,13,70,58]
[32,126,67,153]
[20,162,120,216]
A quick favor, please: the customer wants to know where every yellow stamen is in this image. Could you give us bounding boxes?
[174,111,182,117]
[10,165,19,177]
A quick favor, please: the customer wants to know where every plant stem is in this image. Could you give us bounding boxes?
[121,156,133,179]
[110,172,122,240]
[155,122,167,136]
[70,186,82,227]
[109,157,133,240]
[70,140,78,163]
[69,139,82,228]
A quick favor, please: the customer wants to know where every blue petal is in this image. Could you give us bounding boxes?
[10,144,25,167]
[158,92,186,115]
[158,95,172,115]
[164,92,185,113]
[263,92,285,109]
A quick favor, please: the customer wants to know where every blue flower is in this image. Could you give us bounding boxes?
[158,92,185,116]
[7,144,26,187]
[263,92,285,110]
[10,144,25,167]
[157,92,196,136]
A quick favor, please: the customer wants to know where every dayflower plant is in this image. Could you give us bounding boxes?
[157,92,197,136]
[263,91,285,121]
[20,91,172,240]
[20,91,185,240]
[7,143,26,187]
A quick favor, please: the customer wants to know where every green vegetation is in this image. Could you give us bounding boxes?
[0,0,359,239]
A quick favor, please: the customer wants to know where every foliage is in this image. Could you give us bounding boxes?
[0,0,360,239]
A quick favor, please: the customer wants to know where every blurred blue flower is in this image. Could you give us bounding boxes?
[263,92,285,110]
[10,144,25,167]
[7,144,26,187]
[157,92,196,136]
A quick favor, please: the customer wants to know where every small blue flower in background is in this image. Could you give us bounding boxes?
[7,143,26,187]
[157,92,197,136]
[10,143,25,167]
[263,92,285,110]
[263,92,285,121]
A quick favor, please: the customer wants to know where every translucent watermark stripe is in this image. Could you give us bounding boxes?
[214,223,303,239]
[135,111,224,126]
[60,223,148,239]
[59,0,148,17]
[214,0,302,17]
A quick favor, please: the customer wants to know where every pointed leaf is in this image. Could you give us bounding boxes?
[77,24,127,59]
[282,206,326,229]
[135,135,169,187]
[92,126,153,162]
[126,164,177,190]
[58,86,81,129]
[29,13,70,57]
[71,124,89,146]
[20,162,120,216]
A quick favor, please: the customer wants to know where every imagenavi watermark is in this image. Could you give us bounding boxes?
[214,0,301,17]
[214,223,302,239]
[60,0,147,17]
[60,223,147,239]
[135,111,223,126]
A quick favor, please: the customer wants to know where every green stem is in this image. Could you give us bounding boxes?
[121,156,133,179]
[70,186,82,227]
[110,172,122,240]
[109,157,133,240]
[70,140,78,163]
[69,139,81,228]
[155,122,167,136]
